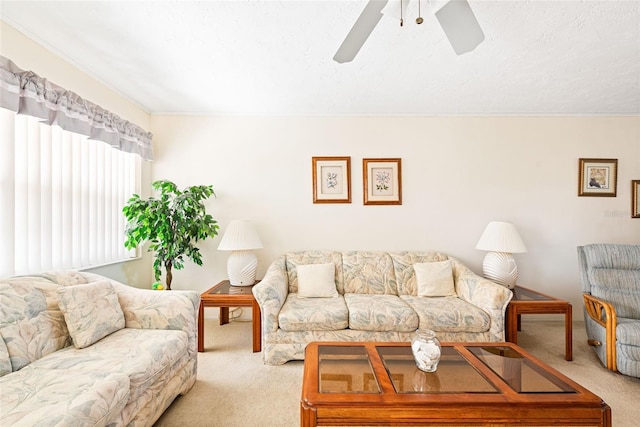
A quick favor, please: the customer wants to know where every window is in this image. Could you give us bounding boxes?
[0,109,141,277]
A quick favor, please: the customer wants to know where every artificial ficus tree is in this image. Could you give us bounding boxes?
[123,180,219,290]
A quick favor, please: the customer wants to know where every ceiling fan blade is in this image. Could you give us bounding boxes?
[435,0,485,55]
[333,0,389,64]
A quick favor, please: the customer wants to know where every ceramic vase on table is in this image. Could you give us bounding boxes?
[411,328,442,372]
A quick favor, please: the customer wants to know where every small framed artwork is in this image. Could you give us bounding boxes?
[363,158,402,205]
[632,180,640,218]
[312,156,351,204]
[578,158,618,197]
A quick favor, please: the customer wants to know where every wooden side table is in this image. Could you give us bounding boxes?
[506,285,572,361]
[198,280,261,353]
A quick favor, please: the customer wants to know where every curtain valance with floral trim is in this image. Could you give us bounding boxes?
[0,56,153,160]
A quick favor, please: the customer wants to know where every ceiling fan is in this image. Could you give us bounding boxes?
[334,0,485,63]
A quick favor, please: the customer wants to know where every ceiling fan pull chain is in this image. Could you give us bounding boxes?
[416,0,424,24]
[400,0,404,26]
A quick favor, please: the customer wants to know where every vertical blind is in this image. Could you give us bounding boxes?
[0,108,141,278]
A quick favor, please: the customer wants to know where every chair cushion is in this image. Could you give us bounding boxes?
[581,244,640,319]
[278,293,348,332]
[401,295,491,333]
[26,328,188,402]
[297,263,338,298]
[57,281,125,349]
[344,293,418,332]
[0,368,129,427]
[617,318,640,347]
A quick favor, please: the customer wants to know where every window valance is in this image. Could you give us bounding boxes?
[0,56,153,160]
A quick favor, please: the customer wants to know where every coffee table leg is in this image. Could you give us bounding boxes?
[198,302,204,352]
[300,403,317,427]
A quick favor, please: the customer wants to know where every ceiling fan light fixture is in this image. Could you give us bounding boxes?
[435,0,485,55]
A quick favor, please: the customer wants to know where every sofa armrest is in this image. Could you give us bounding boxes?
[450,258,513,341]
[112,282,200,355]
[252,255,288,334]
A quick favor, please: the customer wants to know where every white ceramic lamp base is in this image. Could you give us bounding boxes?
[227,250,258,286]
[482,251,518,289]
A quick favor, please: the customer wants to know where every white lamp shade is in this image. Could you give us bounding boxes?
[217,220,263,251]
[476,221,526,289]
[475,221,527,254]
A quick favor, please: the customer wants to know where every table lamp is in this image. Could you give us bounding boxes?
[475,221,527,289]
[217,220,263,286]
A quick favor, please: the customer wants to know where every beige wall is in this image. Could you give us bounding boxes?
[150,115,640,319]
[4,20,640,319]
[1,21,154,287]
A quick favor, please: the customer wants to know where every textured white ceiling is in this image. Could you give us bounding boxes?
[1,0,639,115]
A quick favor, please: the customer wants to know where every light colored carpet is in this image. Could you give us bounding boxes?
[154,317,640,427]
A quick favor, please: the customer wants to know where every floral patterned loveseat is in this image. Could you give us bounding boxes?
[0,271,200,427]
[252,251,513,365]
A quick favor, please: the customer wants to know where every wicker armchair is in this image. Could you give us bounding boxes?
[577,244,640,378]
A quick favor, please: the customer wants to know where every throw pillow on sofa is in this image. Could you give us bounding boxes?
[297,263,339,298]
[414,260,457,297]
[57,280,125,348]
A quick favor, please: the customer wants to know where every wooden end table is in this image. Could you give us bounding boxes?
[198,280,261,353]
[506,285,572,361]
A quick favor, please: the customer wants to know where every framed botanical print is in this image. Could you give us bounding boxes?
[632,180,640,218]
[312,157,351,203]
[363,158,402,205]
[578,158,618,197]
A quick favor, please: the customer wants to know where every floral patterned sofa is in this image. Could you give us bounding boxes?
[252,251,513,365]
[0,271,200,427]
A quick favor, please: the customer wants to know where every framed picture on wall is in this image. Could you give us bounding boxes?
[363,158,402,205]
[633,180,640,218]
[578,158,618,197]
[312,156,351,203]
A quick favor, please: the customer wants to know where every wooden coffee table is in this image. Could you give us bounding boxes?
[300,341,610,427]
[198,280,261,353]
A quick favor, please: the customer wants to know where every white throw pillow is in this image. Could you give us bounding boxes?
[297,262,338,298]
[414,260,457,297]
[57,280,125,348]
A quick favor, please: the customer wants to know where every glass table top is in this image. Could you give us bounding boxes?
[512,287,554,301]
[316,344,577,395]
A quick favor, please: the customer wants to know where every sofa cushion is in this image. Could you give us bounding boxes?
[26,328,189,402]
[342,251,397,294]
[0,338,11,377]
[344,293,418,332]
[278,293,348,332]
[297,263,338,298]
[401,295,491,333]
[0,281,70,371]
[414,261,457,297]
[286,251,345,294]
[389,252,451,296]
[57,281,125,349]
[0,367,129,427]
